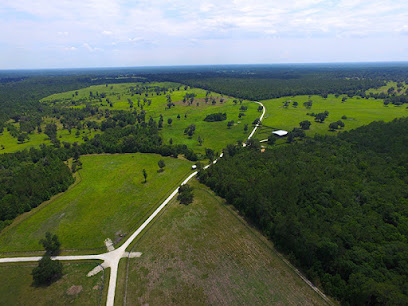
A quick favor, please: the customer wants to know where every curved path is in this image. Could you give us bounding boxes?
[0,101,330,305]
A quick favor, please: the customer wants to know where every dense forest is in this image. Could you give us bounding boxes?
[154,64,408,100]
[198,118,408,305]
[0,147,74,231]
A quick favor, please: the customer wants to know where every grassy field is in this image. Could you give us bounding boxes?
[0,262,109,305]
[0,154,193,253]
[115,180,328,305]
[41,82,260,154]
[0,125,99,154]
[255,94,408,140]
[366,81,407,95]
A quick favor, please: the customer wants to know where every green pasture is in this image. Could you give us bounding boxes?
[366,81,407,95]
[0,262,109,305]
[158,101,260,154]
[41,81,260,153]
[0,154,193,252]
[256,94,408,140]
[116,180,327,305]
[0,125,99,154]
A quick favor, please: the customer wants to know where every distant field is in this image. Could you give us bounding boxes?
[0,262,109,305]
[256,94,408,140]
[0,126,99,154]
[116,180,327,305]
[365,81,407,95]
[0,154,193,252]
[41,82,260,154]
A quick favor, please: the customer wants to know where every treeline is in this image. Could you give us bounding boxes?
[198,118,408,305]
[150,66,400,100]
[178,76,384,100]
[0,147,74,231]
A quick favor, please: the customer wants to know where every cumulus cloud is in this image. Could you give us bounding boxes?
[0,0,407,67]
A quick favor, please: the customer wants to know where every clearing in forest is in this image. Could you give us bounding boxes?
[256,94,408,140]
[0,153,193,253]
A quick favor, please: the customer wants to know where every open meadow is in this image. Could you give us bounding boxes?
[0,153,193,253]
[115,180,328,305]
[0,262,109,305]
[40,82,260,154]
[255,94,408,140]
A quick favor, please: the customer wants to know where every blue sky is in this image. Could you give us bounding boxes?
[0,0,407,69]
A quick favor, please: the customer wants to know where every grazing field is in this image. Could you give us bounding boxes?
[0,154,193,252]
[41,82,260,154]
[255,94,408,140]
[0,262,109,305]
[0,125,99,154]
[116,180,327,305]
[365,81,407,95]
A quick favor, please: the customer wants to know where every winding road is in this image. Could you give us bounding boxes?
[0,101,330,306]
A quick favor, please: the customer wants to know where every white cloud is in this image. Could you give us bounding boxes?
[83,43,102,52]
[1,0,408,67]
[64,46,77,51]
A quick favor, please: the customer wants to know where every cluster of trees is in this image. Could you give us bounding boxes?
[329,120,345,131]
[199,117,408,305]
[204,112,227,122]
[307,111,329,123]
[0,147,74,231]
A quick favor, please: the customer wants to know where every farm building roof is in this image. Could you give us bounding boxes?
[272,130,288,137]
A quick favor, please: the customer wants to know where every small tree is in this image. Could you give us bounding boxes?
[299,120,311,130]
[244,124,248,132]
[268,134,277,145]
[198,136,203,146]
[40,232,61,256]
[142,169,147,183]
[177,184,194,205]
[167,118,173,125]
[32,255,63,286]
[329,122,339,131]
[158,160,165,172]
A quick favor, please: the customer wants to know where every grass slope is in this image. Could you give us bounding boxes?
[0,154,193,252]
[0,262,109,305]
[116,180,327,305]
[256,94,408,140]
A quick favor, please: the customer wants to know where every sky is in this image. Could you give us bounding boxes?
[0,0,408,69]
